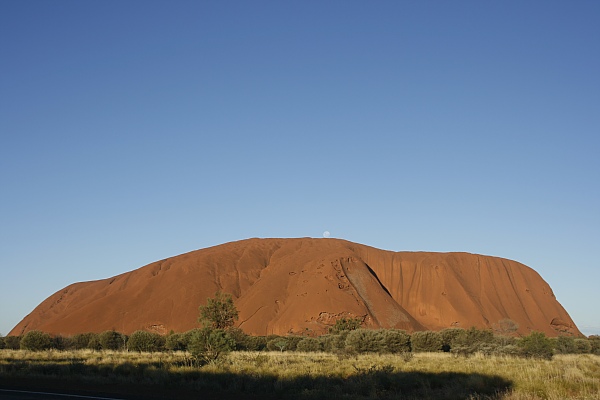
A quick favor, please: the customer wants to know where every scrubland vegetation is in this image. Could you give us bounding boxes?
[1,327,599,399]
[1,296,598,399]
[1,347,599,399]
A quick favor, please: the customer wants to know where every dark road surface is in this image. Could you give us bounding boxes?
[0,389,126,400]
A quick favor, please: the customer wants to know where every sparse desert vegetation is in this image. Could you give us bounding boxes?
[2,295,598,399]
[0,348,599,399]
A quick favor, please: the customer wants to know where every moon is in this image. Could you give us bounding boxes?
[323,231,331,238]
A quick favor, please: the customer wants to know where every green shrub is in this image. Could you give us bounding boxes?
[267,337,288,352]
[345,329,386,353]
[519,331,553,360]
[165,332,187,351]
[188,327,235,363]
[381,329,411,353]
[52,335,70,350]
[199,291,239,329]
[555,336,577,354]
[344,329,410,354]
[320,334,346,352]
[493,344,522,356]
[180,329,201,349]
[296,337,322,352]
[127,330,165,352]
[243,335,267,351]
[68,332,101,350]
[329,317,363,334]
[588,335,600,355]
[99,330,126,350]
[283,336,303,352]
[0,336,4,349]
[439,328,464,352]
[450,327,495,356]
[87,333,102,350]
[345,329,410,353]
[411,331,443,352]
[20,330,53,351]
[3,336,21,350]
[574,338,592,354]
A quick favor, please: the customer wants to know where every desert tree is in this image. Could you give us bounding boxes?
[199,291,239,330]
[188,327,235,364]
[493,318,519,336]
[493,319,519,346]
[267,337,289,352]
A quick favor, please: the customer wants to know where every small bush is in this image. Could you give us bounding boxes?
[180,329,201,349]
[320,334,341,352]
[127,330,165,352]
[165,332,187,351]
[381,329,411,353]
[3,336,21,350]
[52,335,70,350]
[0,336,5,349]
[329,317,363,334]
[284,336,304,352]
[243,335,267,351]
[588,335,600,355]
[188,327,235,364]
[267,337,288,352]
[87,333,102,350]
[345,329,386,353]
[450,327,495,356]
[411,331,443,352]
[20,330,53,351]
[519,331,553,360]
[555,336,577,354]
[439,328,464,352]
[574,338,592,354]
[296,337,322,352]
[69,332,100,350]
[99,330,126,351]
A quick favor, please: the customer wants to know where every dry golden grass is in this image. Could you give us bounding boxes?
[1,350,599,399]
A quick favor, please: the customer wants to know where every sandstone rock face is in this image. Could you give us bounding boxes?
[10,238,581,337]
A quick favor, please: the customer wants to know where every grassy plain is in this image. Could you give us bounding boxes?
[1,349,599,399]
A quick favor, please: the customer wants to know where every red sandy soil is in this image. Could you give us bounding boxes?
[9,238,581,337]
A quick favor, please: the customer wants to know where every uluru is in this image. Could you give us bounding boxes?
[10,238,581,337]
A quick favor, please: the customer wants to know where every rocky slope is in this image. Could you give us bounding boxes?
[10,238,580,337]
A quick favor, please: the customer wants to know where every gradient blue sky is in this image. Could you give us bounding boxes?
[1,1,599,336]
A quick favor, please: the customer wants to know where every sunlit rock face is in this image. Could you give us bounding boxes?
[10,238,581,337]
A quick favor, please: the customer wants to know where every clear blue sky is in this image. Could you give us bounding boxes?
[1,1,599,336]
